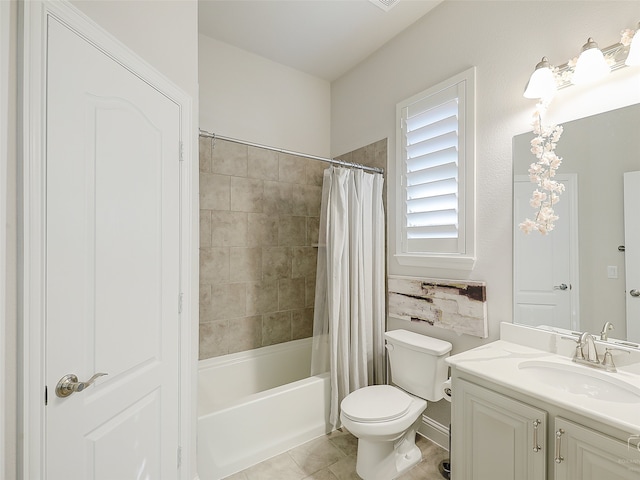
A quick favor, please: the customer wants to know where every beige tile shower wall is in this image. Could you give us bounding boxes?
[199,137,387,359]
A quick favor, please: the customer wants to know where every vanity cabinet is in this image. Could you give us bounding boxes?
[454,379,547,480]
[452,378,640,480]
[555,417,640,479]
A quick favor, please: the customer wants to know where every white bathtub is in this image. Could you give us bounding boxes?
[197,338,331,480]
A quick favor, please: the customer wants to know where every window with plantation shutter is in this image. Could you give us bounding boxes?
[394,67,476,269]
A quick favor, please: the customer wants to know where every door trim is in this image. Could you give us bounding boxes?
[1,1,11,475]
[20,2,196,479]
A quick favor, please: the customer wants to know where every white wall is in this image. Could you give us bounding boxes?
[199,33,331,157]
[71,0,198,99]
[330,0,640,426]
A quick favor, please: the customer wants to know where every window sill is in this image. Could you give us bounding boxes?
[394,253,476,271]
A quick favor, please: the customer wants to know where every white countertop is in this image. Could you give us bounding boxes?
[446,338,640,434]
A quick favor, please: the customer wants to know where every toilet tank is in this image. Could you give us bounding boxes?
[385,329,452,401]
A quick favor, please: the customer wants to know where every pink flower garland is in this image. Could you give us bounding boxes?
[519,101,565,235]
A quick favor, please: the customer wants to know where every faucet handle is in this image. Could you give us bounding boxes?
[601,347,630,372]
[560,335,584,360]
[560,335,579,343]
[604,346,630,354]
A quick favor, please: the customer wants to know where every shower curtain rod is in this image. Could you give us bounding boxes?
[199,129,384,174]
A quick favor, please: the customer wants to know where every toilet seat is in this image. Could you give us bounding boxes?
[341,385,413,423]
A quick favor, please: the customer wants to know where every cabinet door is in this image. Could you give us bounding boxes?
[452,379,547,480]
[555,417,640,479]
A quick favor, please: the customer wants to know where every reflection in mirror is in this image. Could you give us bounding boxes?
[513,103,640,344]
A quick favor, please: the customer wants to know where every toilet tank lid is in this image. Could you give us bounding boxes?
[384,329,452,355]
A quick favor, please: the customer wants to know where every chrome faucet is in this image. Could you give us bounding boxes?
[578,332,600,364]
[561,331,630,372]
[600,321,614,341]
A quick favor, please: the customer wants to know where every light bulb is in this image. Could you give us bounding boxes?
[625,26,640,66]
[571,38,610,85]
[524,57,557,99]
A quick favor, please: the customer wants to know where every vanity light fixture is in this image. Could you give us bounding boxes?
[523,23,639,99]
[523,57,557,99]
[625,23,640,66]
[571,37,610,85]
[520,23,638,235]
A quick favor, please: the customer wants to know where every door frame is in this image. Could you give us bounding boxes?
[624,171,640,342]
[19,2,197,479]
[0,0,11,475]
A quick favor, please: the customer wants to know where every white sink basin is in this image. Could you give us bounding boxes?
[518,360,640,404]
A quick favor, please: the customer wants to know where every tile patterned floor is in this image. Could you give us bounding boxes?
[223,429,449,480]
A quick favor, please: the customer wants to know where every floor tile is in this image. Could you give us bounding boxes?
[243,452,307,480]
[303,468,340,480]
[327,454,360,480]
[225,432,448,480]
[327,429,358,457]
[289,436,347,476]
[224,472,248,480]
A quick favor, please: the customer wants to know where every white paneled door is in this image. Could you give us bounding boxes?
[45,17,181,479]
[513,175,578,331]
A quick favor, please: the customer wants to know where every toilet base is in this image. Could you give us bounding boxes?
[354,417,423,480]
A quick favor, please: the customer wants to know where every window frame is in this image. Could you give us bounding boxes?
[393,67,476,270]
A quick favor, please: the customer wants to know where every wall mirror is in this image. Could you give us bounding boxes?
[513,103,640,344]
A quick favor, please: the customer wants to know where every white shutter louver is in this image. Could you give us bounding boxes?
[401,83,466,254]
[393,67,475,269]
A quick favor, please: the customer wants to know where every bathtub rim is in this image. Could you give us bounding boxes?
[198,336,314,371]
[199,371,330,418]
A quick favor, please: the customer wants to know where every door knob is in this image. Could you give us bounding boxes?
[553,283,568,291]
[631,289,640,297]
[55,372,108,398]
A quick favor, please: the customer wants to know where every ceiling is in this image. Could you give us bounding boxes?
[198,0,442,81]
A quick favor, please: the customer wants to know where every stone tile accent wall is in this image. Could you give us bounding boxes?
[199,137,387,359]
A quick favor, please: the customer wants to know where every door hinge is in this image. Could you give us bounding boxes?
[178,292,183,314]
[45,385,48,406]
[179,141,184,162]
[177,446,182,469]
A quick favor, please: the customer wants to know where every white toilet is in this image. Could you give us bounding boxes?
[340,329,452,480]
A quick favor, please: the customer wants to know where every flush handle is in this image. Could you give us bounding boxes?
[55,372,108,398]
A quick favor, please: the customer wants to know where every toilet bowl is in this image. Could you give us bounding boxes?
[341,385,426,480]
[339,330,452,480]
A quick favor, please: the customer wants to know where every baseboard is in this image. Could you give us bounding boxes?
[418,414,450,452]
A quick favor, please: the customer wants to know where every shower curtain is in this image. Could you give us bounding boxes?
[311,166,385,427]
